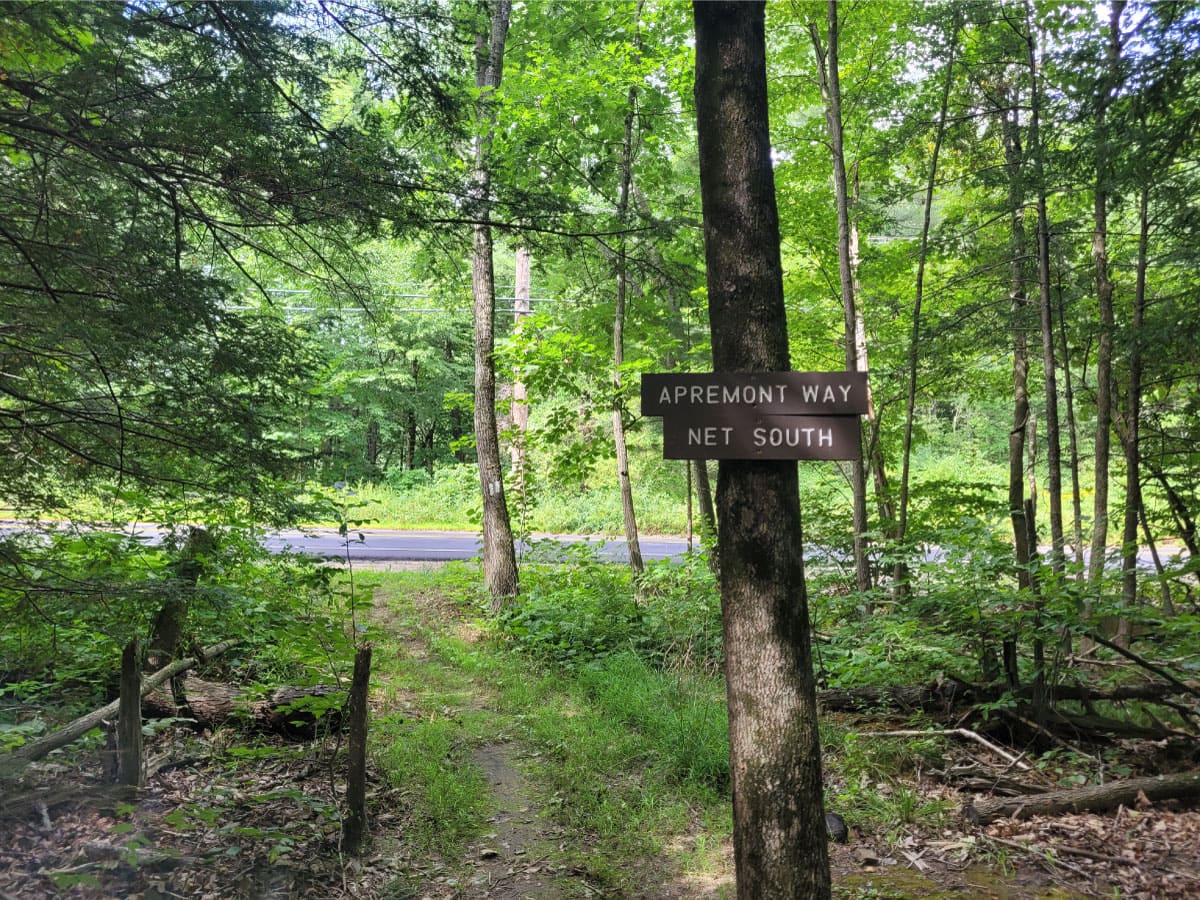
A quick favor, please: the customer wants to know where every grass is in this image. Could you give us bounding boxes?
[365,559,977,896]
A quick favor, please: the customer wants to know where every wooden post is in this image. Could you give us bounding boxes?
[117,640,143,787]
[342,644,373,854]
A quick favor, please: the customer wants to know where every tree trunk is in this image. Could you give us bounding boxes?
[471,0,520,608]
[1089,3,1125,589]
[1000,90,1034,687]
[810,6,870,593]
[342,645,372,855]
[1026,15,1065,576]
[1117,183,1150,644]
[117,640,143,787]
[149,526,213,667]
[693,4,831,896]
[613,31,644,575]
[692,459,718,571]
[1057,271,1086,578]
[964,770,1200,825]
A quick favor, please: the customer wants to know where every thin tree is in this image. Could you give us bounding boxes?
[693,3,831,896]
[810,2,871,593]
[612,0,645,575]
[898,16,958,597]
[1088,2,1126,589]
[470,0,520,606]
[1001,84,1034,688]
[1023,4,1066,576]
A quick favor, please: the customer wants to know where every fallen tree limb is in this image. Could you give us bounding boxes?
[1084,633,1200,702]
[857,728,1032,771]
[963,769,1200,825]
[0,640,236,776]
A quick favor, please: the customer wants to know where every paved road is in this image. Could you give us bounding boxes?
[265,528,695,563]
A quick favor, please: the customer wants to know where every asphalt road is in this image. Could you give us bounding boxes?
[265,528,695,563]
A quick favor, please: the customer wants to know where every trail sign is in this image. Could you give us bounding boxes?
[641,371,866,461]
[641,371,868,417]
[662,411,860,460]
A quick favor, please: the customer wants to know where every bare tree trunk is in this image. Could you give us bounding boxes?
[613,19,644,575]
[1117,182,1150,644]
[810,3,870,593]
[1025,11,1065,575]
[342,644,372,855]
[898,20,957,597]
[117,640,142,787]
[694,4,831,896]
[1089,2,1125,589]
[471,0,519,608]
[1057,272,1086,577]
[1001,92,1033,690]
[850,165,893,539]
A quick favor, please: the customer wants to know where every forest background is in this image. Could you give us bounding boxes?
[2,0,1200,895]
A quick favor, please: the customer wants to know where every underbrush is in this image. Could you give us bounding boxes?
[0,524,367,758]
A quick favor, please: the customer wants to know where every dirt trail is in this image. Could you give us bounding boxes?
[454,743,568,898]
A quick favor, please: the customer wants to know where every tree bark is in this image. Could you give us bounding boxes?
[693,4,831,897]
[810,5,870,593]
[471,0,520,608]
[964,770,1200,825]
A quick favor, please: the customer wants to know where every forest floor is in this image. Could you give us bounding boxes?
[1,563,1198,898]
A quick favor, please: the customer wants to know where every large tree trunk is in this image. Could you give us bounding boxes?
[471,0,519,608]
[810,7,870,593]
[693,4,831,897]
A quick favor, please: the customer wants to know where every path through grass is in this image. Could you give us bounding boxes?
[366,564,735,899]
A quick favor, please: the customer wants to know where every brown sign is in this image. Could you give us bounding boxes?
[661,411,861,461]
[641,371,869,418]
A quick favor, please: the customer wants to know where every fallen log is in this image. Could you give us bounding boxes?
[962,769,1200,825]
[0,641,236,776]
[143,676,345,737]
[817,679,1200,714]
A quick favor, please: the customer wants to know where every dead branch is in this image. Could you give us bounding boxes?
[0,640,236,776]
[856,728,1032,771]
